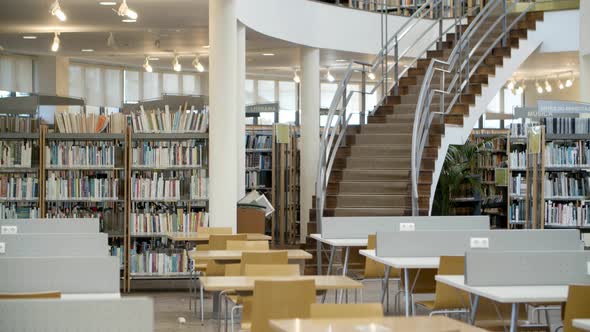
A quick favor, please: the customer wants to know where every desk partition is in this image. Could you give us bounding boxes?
[465,250,590,286]
[0,257,120,293]
[0,233,108,257]
[321,216,490,239]
[0,218,99,233]
[375,229,583,257]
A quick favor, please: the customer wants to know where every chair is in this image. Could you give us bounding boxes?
[310,303,383,318]
[0,291,61,299]
[200,227,233,235]
[250,279,316,332]
[244,264,300,276]
[561,285,590,332]
[205,234,249,276]
[226,240,269,251]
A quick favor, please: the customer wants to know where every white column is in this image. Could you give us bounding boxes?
[209,0,238,231]
[580,0,590,103]
[299,47,320,242]
[35,55,69,96]
[236,22,246,200]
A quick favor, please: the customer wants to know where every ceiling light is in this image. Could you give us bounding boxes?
[535,81,543,94]
[22,36,37,40]
[203,45,210,49]
[544,80,552,93]
[367,71,376,80]
[99,1,117,5]
[148,57,159,61]
[565,72,574,88]
[335,59,347,62]
[515,80,525,94]
[117,0,138,20]
[293,70,300,84]
[262,53,275,56]
[325,69,335,82]
[51,32,60,52]
[50,0,67,21]
[122,19,136,23]
[173,55,181,72]
[507,80,515,90]
[81,48,94,52]
[558,80,564,90]
[143,57,152,73]
[192,56,205,72]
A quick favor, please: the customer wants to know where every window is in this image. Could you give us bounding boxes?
[0,55,33,93]
[84,66,102,106]
[143,72,160,100]
[483,91,501,128]
[69,65,84,99]
[320,83,338,109]
[182,75,198,95]
[124,70,140,103]
[503,88,523,128]
[104,69,122,107]
[162,73,180,94]
[245,79,255,105]
[257,80,275,103]
[278,81,297,124]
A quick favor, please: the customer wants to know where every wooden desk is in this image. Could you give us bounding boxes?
[199,275,361,292]
[310,234,367,277]
[189,249,312,261]
[269,315,486,332]
[167,232,271,242]
[573,319,590,331]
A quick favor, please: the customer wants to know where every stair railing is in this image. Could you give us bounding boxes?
[315,0,468,233]
[410,0,536,215]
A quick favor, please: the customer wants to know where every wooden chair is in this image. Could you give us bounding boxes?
[200,227,233,235]
[0,291,61,299]
[226,240,269,251]
[250,279,316,332]
[358,234,401,308]
[310,303,383,318]
[401,267,437,315]
[205,234,248,276]
[562,285,590,332]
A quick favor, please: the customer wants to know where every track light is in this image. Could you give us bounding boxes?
[536,81,543,94]
[50,0,67,21]
[507,79,515,90]
[173,55,181,72]
[293,70,300,84]
[558,80,564,90]
[544,80,552,93]
[51,32,60,52]
[117,0,138,20]
[565,72,574,88]
[192,56,204,72]
[143,57,152,73]
[325,69,335,83]
[515,80,525,94]
[368,71,376,81]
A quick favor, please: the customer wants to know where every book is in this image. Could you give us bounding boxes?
[130,107,209,133]
[45,141,117,168]
[0,141,33,168]
[45,171,119,200]
[54,110,127,134]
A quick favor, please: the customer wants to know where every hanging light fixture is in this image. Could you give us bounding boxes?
[565,71,574,88]
[536,80,543,94]
[544,79,552,93]
[143,57,152,73]
[367,70,376,81]
[515,80,525,94]
[325,68,335,83]
[172,55,181,72]
[51,32,60,52]
[117,0,138,20]
[507,79,515,90]
[192,56,205,72]
[50,0,67,21]
[558,79,564,90]
[293,70,300,84]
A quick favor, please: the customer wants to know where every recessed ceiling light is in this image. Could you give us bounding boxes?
[148,57,159,61]
[122,19,136,23]
[335,59,347,62]
[22,36,37,39]
[99,1,116,5]
[203,45,210,49]
[81,48,94,52]
[262,53,275,56]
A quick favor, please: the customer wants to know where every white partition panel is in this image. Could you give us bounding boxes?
[0,218,99,233]
[0,233,108,257]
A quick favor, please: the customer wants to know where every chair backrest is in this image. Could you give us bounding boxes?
[563,285,590,332]
[226,240,269,251]
[363,234,384,278]
[208,234,248,250]
[310,303,383,319]
[432,256,470,310]
[240,251,289,275]
[200,227,233,235]
[0,291,61,299]
[403,269,437,294]
[251,279,316,332]
[244,264,300,276]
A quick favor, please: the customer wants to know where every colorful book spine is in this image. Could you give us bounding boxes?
[45,172,119,200]
[132,141,206,168]
[0,175,38,200]
[129,210,208,234]
[0,141,33,168]
[45,142,116,167]
[545,201,590,226]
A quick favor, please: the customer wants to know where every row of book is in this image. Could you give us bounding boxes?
[54,110,127,134]
[545,201,590,226]
[246,171,271,189]
[509,151,527,169]
[129,210,209,234]
[0,204,39,219]
[545,141,590,167]
[544,172,590,198]
[509,201,526,223]
[130,107,209,133]
[109,245,124,268]
[510,174,527,196]
[130,172,208,200]
[545,117,590,135]
[245,134,272,150]
[0,141,34,168]
[479,169,496,182]
[44,207,125,234]
[479,138,507,151]
[0,115,39,133]
[0,176,38,200]
[246,153,272,169]
[477,154,506,168]
[509,123,527,138]
[189,170,208,200]
[45,174,120,200]
[130,242,190,275]
[45,142,118,168]
[131,141,207,168]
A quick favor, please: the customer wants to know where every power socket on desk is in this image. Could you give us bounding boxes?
[470,237,489,249]
[1,225,17,234]
[400,223,415,231]
[0,242,5,254]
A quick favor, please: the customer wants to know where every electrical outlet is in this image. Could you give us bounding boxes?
[0,242,5,254]
[587,262,590,276]
[470,237,489,249]
[400,223,415,231]
[1,225,17,234]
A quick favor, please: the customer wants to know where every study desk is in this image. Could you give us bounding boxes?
[167,232,271,243]
[310,234,367,277]
[359,249,440,317]
[189,249,312,262]
[269,315,487,332]
[435,275,568,332]
[573,319,590,331]
[61,293,121,300]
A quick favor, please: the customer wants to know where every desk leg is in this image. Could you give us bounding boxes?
[317,240,322,275]
[404,268,410,317]
[200,283,205,322]
[321,246,336,303]
[509,303,519,332]
[469,294,480,325]
[380,266,391,310]
[338,247,350,304]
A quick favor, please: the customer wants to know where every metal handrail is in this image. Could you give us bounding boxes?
[314,0,471,232]
[410,0,536,215]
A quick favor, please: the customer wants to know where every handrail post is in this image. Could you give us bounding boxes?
[341,84,347,137]
[393,34,399,95]
[502,0,507,47]
[361,69,367,125]
[438,0,443,48]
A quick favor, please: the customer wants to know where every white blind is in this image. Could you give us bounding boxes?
[162,73,179,94]
[245,79,255,105]
[182,74,199,95]
[257,80,275,103]
[124,70,140,103]
[143,72,160,100]
[69,65,84,99]
[68,64,123,107]
[279,81,297,124]
[104,69,122,107]
[0,55,33,93]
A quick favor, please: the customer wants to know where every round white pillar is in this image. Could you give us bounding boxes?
[236,22,246,200]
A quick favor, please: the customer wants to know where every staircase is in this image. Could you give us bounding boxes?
[306,1,546,272]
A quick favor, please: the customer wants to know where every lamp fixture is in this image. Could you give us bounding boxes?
[51,32,60,52]
[143,57,153,73]
[192,56,205,72]
[368,71,376,80]
[515,80,525,94]
[544,79,552,93]
[558,79,564,90]
[81,48,94,52]
[293,70,300,84]
[565,72,574,88]
[99,1,117,5]
[325,68,335,82]
[22,36,37,40]
[172,55,181,72]
[262,53,275,56]
[507,79,515,90]
[117,0,138,20]
[536,81,543,94]
[50,0,67,21]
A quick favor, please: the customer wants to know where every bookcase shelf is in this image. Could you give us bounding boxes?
[0,167,38,173]
[45,133,125,141]
[131,133,208,141]
[0,133,39,140]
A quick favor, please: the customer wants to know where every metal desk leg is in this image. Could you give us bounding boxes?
[317,240,322,275]
[321,246,336,303]
[380,266,391,309]
[510,303,519,332]
[200,283,205,322]
[469,294,480,325]
[404,268,410,317]
[338,247,351,303]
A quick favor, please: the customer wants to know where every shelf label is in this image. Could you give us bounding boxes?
[0,242,5,254]
[1,225,17,234]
